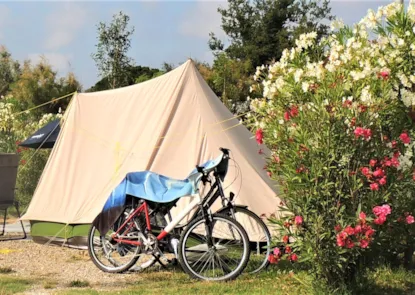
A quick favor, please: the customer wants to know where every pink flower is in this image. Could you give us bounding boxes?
[391,157,400,168]
[360,239,369,248]
[290,106,299,117]
[354,127,364,138]
[373,204,391,216]
[273,247,281,256]
[337,235,345,247]
[406,215,415,224]
[290,253,298,262]
[373,168,384,178]
[361,167,370,176]
[268,254,279,264]
[345,239,355,249]
[355,225,362,234]
[365,227,375,238]
[285,246,292,254]
[255,129,264,145]
[267,171,272,178]
[339,231,348,240]
[359,212,366,222]
[374,214,386,225]
[378,71,390,80]
[369,159,377,167]
[370,183,379,191]
[334,224,342,232]
[400,132,411,144]
[284,111,291,121]
[294,216,303,226]
[283,235,289,244]
[273,155,280,163]
[363,129,372,139]
[379,177,387,186]
[344,226,355,236]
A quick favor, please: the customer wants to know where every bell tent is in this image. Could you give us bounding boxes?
[21,59,282,248]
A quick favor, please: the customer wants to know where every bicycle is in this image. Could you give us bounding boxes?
[88,148,251,281]
[131,153,272,274]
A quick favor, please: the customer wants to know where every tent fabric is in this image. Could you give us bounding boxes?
[21,60,283,233]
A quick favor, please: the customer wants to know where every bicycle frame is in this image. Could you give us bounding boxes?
[188,174,232,221]
[111,193,203,246]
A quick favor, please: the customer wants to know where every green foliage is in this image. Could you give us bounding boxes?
[9,57,80,118]
[88,65,163,91]
[0,46,20,97]
[210,0,333,67]
[250,3,415,290]
[0,97,61,206]
[92,11,135,90]
[209,53,253,115]
[68,280,90,288]
[0,276,31,295]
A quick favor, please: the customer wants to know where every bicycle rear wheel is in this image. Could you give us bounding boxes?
[178,213,250,281]
[220,207,271,274]
[87,207,145,273]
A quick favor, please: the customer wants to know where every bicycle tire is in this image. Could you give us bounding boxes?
[219,207,271,274]
[178,213,250,281]
[87,224,141,273]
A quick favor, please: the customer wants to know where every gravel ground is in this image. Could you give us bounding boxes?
[0,239,151,292]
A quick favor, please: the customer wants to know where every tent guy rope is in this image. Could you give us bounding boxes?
[11,91,77,117]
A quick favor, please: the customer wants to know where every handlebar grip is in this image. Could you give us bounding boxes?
[219,147,230,155]
[195,165,204,173]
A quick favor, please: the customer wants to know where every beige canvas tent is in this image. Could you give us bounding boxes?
[21,59,282,247]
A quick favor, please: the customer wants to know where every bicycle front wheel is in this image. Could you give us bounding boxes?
[178,213,250,281]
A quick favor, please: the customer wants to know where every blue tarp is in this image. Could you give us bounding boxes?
[101,153,225,214]
[102,172,197,212]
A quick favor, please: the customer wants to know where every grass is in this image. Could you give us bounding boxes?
[0,275,32,295]
[352,266,415,295]
[68,280,91,288]
[0,263,414,295]
[58,270,311,295]
[0,267,13,274]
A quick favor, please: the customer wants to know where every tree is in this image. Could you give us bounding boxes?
[210,54,252,115]
[87,65,163,91]
[210,0,333,67]
[0,46,20,97]
[92,11,135,89]
[10,57,81,118]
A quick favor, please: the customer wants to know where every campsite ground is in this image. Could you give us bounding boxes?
[0,240,415,295]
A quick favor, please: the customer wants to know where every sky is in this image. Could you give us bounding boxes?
[0,0,404,90]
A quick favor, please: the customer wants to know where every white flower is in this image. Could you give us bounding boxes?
[398,73,412,88]
[360,86,372,104]
[279,119,284,125]
[294,69,303,83]
[401,88,415,107]
[330,18,345,31]
[302,82,309,93]
[275,77,285,90]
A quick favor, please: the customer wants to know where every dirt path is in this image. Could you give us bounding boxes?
[0,240,150,293]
